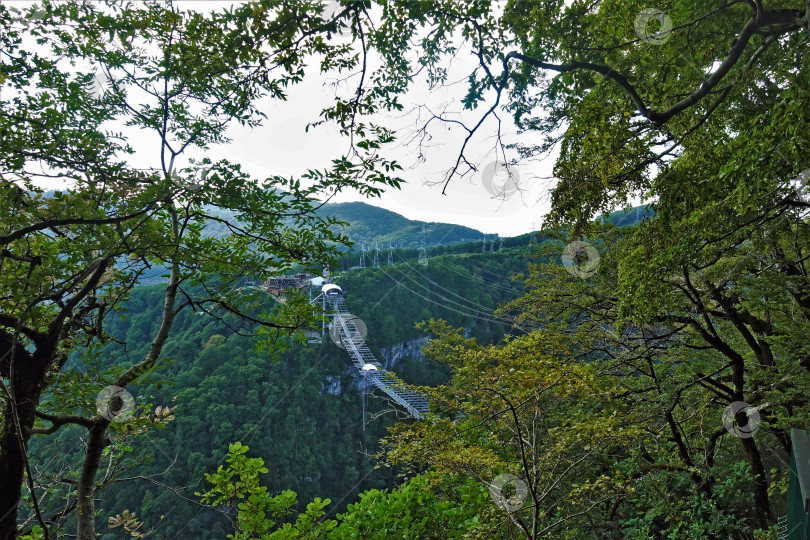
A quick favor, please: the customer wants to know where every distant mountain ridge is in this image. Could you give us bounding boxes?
[40,189,487,250]
[200,200,487,249]
[40,188,648,253]
[318,202,486,249]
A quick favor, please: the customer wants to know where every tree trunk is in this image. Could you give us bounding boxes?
[740,436,773,528]
[75,223,182,539]
[0,348,50,540]
[0,401,27,540]
[76,422,108,540]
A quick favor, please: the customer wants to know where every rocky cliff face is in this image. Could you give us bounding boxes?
[323,374,342,396]
[322,335,430,395]
[378,335,429,369]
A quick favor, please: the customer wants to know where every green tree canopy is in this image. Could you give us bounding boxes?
[0,0,402,537]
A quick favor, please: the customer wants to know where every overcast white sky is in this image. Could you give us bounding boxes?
[9,0,558,238]
[213,0,557,238]
[220,41,557,238]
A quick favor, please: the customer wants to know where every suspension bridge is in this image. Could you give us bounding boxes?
[321,283,429,420]
[266,244,525,421]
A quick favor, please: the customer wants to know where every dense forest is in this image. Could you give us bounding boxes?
[2,1,810,539]
[319,202,488,250]
[26,246,531,538]
[199,201,489,251]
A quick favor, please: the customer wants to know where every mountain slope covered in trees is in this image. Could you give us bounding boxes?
[319,202,487,248]
[28,243,532,538]
[198,201,489,250]
[5,0,809,538]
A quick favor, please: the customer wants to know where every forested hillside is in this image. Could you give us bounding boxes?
[3,1,810,539]
[320,202,487,249]
[132,201,493,281]
[200,201,489,250]
[27,247,530,538]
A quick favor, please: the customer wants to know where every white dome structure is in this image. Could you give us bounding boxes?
[361,364,378,371]
[322,283,343,296]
